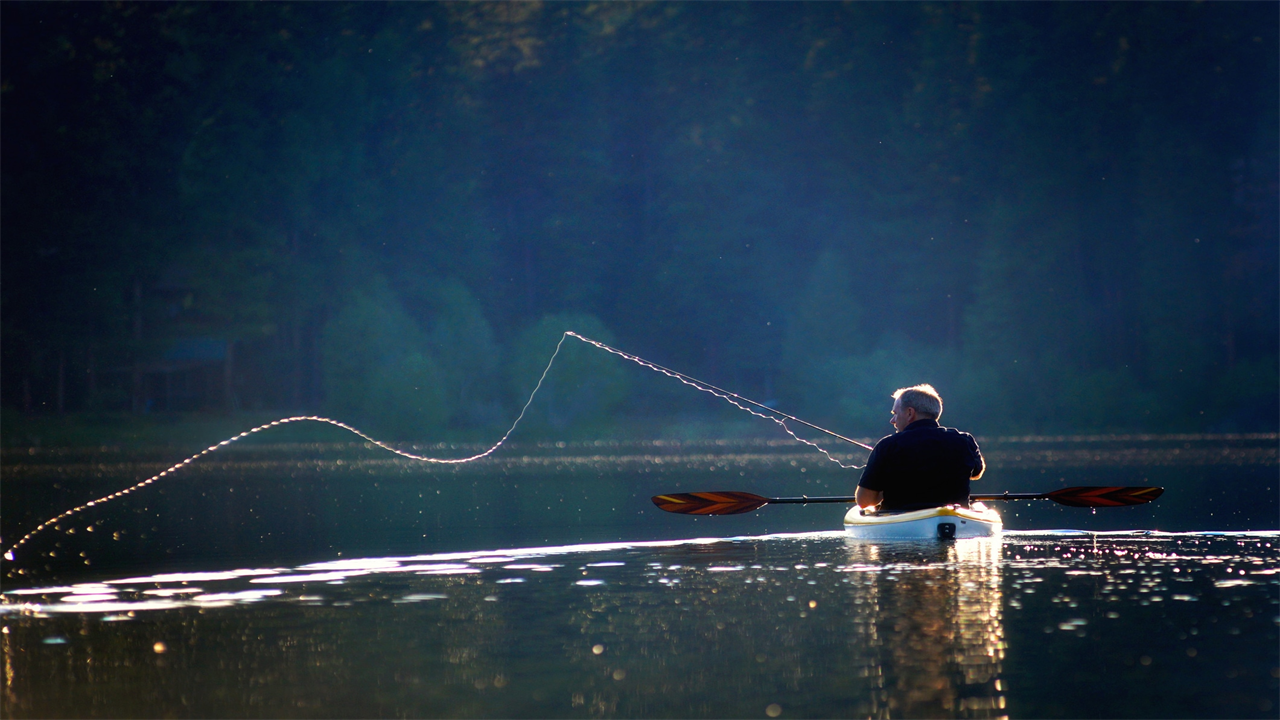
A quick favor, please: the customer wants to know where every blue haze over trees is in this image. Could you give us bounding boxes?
[2,2,1276,440]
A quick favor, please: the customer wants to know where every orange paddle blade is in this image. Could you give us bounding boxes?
[1044,486,1164,507]
[651,491,771,515]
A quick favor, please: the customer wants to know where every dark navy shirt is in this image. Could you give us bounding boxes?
[857,418,984,512]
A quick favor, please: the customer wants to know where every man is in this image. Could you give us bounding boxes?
[855,384,984,512]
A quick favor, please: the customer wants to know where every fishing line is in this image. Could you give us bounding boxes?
[3,335,570,563]
[565,332,873,454]
[4,332,867,563]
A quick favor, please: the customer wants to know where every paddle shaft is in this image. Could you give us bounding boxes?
[972,491,1063,501]
[652,486,1163,514]
[744,492,1057,506]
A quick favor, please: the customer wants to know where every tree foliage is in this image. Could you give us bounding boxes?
[3,2,1275,435]
[320,280,448,439]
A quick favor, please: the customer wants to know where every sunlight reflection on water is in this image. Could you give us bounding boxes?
[3,531,1277,718]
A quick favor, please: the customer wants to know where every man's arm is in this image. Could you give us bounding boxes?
[969,437,985,480]
[856,485,882,508]
[857,442,886,507]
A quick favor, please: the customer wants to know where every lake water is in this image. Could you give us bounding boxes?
[1,436,1277,717]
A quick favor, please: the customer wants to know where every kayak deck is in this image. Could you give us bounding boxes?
[843,503,1002,540]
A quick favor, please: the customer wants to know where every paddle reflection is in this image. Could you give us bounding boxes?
[843,538,1006,718]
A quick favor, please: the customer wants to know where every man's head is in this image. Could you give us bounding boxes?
[890,384,943,432]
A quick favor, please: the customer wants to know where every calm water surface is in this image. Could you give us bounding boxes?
[1,438,1277,717]
[3,532,1277,718]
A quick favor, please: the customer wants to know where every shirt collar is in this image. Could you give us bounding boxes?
[903,418,940,432]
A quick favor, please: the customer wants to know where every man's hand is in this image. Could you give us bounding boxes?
[855,485,883,508]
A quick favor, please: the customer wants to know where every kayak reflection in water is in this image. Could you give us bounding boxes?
[843,538,1006,718]
[855,384,985,513]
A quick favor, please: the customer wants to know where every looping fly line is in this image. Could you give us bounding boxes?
[3,332,867,562]
[563,332,872,458]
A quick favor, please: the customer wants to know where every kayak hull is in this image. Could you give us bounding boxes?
[843,503,1002,540]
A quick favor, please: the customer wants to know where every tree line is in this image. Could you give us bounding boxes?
[2,2,1276,439]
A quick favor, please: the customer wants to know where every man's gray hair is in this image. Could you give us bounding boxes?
[892,384,943,419]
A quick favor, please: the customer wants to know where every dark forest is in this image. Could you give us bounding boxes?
[3,2,1276,441]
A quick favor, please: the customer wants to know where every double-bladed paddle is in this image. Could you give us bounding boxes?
[651,486,1164,515]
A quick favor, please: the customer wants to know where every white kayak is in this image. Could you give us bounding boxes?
[843,502,1002,540]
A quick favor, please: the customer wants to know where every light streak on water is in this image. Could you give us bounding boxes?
[2,531,1276,718]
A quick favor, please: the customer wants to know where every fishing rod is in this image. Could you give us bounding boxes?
[567,332,874,451]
